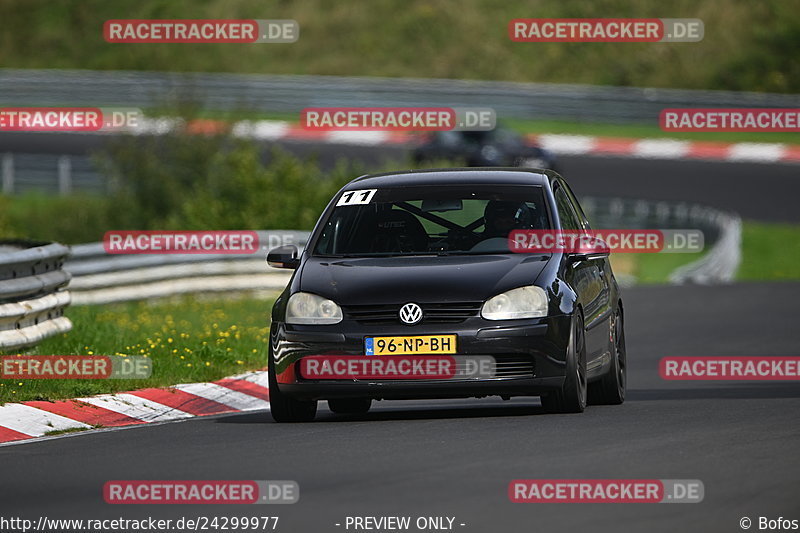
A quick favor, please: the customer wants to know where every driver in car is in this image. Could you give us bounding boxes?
[482,200,527,239]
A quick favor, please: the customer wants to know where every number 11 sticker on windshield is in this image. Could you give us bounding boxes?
[337,189,377,206]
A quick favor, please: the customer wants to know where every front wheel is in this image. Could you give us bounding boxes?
[541,312,587,414]
[588,309,626,405]
[268,364,317,423]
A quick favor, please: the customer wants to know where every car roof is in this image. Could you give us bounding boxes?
[346,168,552,189]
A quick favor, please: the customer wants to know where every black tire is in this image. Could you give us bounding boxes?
[268,363,317,423]
[541,312,587,414]
[328,398,372,415]
[588,309,626,405]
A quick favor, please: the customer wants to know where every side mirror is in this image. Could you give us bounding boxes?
[568,235,610,262]
[568,250,610,263]
[267,245,300,269]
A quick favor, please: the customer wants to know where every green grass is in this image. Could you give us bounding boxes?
[0,0,797,93]
[608,249,704,284]
[631,251,705,284]
[737,221,800,280]
[611,221,800,283]
[44,427,93,437]
[0,193,115,243]
[0,295,275,404]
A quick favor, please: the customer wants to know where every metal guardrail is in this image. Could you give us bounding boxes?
[65,231,309,305]
[581,197,742,284]
[0,241,72,351]
[2,69,798,124]
[0,153,106,196]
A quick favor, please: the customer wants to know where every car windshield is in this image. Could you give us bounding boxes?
[313,184,549,257]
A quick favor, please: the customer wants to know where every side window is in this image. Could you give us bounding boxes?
[553,186,581,231]
[561,180,591,230]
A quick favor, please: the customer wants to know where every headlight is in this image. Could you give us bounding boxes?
[286,292,343,324]
[481,286,548,320]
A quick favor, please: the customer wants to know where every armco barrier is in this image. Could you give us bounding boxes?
[0,241,72,351]
[2,69,798,124]
[65,230,309,305]
[581,197,741,284]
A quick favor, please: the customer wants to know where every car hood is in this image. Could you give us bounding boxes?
[298,254,551,305]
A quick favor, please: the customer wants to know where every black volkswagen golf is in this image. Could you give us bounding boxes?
[267,168,625,422]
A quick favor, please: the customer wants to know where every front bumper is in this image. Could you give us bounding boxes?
[270,315,572,401]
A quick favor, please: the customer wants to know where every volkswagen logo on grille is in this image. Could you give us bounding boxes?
[399,303,423,325]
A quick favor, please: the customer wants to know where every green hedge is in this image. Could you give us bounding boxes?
[2,133,366,243]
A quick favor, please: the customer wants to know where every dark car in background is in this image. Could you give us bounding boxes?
[412,127,559,171]
[266,168,624,422]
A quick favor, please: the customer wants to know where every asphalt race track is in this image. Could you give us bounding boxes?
[1,282,799,533]
[2,132,799,532]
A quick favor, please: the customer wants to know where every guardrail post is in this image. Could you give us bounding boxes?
[2,153,13,195]
[58,155,72,196]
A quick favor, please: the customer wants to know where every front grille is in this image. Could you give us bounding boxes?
[435,354,535,381]
[344,302,482,325]
[492,354,536,379]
